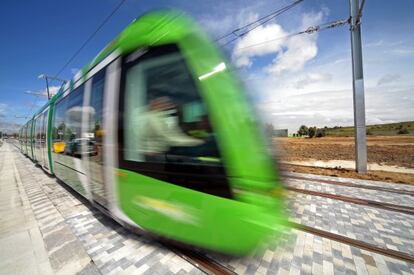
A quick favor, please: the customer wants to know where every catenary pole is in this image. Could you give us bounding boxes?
[45,77,50,100]
[349,0,367,173]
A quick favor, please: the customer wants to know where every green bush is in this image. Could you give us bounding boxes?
[316,128,326,138]
[308,127,317,138]
[297,125,309,136]
[397,128,409,134]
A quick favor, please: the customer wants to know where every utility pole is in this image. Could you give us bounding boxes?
[38,74,67,100]
[349,0,367,173]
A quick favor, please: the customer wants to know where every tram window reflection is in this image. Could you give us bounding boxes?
[124,51,221,165]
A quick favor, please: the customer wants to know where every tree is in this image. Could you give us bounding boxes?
[398,128,409,134]
[297,125,309,136]
[308,127,317,138]
[316,128,326,138]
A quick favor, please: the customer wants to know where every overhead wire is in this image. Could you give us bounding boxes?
[355,0,366,26]
[234,18,349,52]
[24,93,41,120]
[215,0,304,46]
[23,0,127,121]
[54,0,127,78]
[233,0,304,37]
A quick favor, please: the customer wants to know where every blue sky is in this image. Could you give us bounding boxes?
[1,0,414,133]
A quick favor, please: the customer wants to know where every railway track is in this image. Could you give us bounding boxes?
[173,221,414,273]
[290,222,414,264]
[285,175,414,196]
[286,186,414,215]
[174,222,414,272]
[170,247,235,275]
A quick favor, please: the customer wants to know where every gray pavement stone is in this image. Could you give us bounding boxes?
[3,141,414,274]
[286,190,414,256]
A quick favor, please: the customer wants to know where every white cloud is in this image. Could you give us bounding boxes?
[0,103,7,118]
[365,40,384,48]
[388,48,414,57]
[295,73,332,89]
[232,11,324,75]
[0,121,21,133]
[266,34,318,75]
[377,74,401,86]
[199,5,264,42]
[232,23,288,67]
[26,85,61,98]
[48,86,60,96]
[254,85,414,133]
[266,12,323,75]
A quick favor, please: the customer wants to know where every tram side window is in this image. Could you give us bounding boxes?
[29,121,34,147]
[36,115,42,144]
[23,125,25,145]
[41,110,47,143]
[64,86,85,157]
[88,70,105,154]
[23,126,26,147]
[52,96,67,154]
[123,50,220,165]
[52,86,85,156]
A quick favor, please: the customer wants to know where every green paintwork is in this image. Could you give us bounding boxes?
[117,169,286,255]
[114,11,287,253]
[19,10,287,254]
[31,119,35,160]
[47,96,58,174]
[86,9,284,185]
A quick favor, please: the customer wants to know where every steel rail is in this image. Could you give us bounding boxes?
[286,186,414,215]
[290,222,414,264]
[285,175,414,196]
[169,246,235,275]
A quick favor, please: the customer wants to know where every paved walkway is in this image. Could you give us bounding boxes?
[286,176,414,207]
[1,141,413,274]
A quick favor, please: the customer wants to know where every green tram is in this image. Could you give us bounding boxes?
[18,10,287,255]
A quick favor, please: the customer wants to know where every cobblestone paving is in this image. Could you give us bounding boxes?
[286,190,414,256]
[14,152,100,274]
[0,144,55,274]
[12,144,203,275]
[3,142,414,274]
[209,229,414,274]
[65,210,202,275]
[284,171,414,192]
[285,177,414,207]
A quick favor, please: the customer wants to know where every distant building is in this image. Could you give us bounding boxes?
[273,129,288,137]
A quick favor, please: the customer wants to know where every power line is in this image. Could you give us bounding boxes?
[352,0,366,28]
[234,18,349,52]
[23,94,40,120]
[215,0,304,46]
[21,0,127,122]
[54,0,127,78]
[357,0,366,22]
[235,0,304,37]
[215,0,303,41]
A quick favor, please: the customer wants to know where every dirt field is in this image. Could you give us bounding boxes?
[274,136,414,184]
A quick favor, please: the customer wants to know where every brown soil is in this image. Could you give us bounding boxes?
[275,136,414,168]
[279,164,414,185]
[274,136,414,184]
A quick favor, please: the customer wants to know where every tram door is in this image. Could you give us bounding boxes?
[83,69,108,208]
[41,109,49,171]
